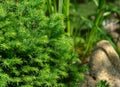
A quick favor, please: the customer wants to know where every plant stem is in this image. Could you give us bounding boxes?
[64,0,70,36]
[47,0,52,15]
[53,0,57,13]
[58,0,63,13]
[84,0,106,57]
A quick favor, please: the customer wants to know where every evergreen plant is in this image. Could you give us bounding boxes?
[0,0,84,86]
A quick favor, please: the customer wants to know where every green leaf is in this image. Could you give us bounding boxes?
[93,0,99,6]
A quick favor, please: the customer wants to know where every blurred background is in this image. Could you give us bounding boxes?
[69,0,120,61]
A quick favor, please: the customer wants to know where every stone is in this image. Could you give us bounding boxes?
[80,40,120,87]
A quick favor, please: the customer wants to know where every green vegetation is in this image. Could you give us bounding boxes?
[0,0,120,86]
[70,0,120,60]
[96,80,110,87]
[0,0,85,86]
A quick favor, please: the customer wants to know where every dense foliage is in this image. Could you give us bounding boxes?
[0,0,84,87]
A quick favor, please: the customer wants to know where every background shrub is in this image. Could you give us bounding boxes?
[0,0,84,86]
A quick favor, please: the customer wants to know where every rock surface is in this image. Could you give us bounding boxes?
[80,40,120,87]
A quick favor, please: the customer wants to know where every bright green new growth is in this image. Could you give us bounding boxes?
[0,0,84,87]
[96,80,110,87]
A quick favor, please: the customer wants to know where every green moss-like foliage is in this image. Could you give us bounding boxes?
[0,0,84,86]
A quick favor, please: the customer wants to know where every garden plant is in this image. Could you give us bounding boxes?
[0,0,86,87]
[0,0,120,87]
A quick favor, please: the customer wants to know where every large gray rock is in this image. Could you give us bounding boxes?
[80,40,120,87]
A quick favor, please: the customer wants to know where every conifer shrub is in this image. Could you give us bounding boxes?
[0,0,84,86]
